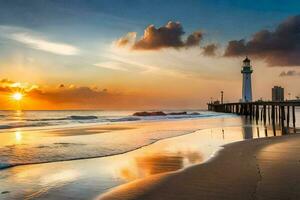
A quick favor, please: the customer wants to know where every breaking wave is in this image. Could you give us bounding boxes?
[0,111,232,131]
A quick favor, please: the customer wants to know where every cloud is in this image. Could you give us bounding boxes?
[279,70,300,77]
[94,62,128,71]
[100,54,159,73]
[10,33,79,55]
[202,44,218,56]
[29,86,116,104]
[0,79,139,109]
[183,31,203,47]
[0,79,38,93]
[115,32,136,47]
[224,15,300,66]
[0,79,126,109]
[115,21,203,50]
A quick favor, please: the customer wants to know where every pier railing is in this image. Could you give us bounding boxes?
[208,101,300,133]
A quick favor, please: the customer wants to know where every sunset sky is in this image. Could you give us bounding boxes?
[0,0,300,110]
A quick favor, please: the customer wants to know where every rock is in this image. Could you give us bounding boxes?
[1,191,10,194]
[168,112,187,115]
[133,111,167,116]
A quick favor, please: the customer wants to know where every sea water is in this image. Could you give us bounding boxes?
[0,110,235,169]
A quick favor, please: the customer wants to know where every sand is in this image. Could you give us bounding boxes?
[99,134,300,200]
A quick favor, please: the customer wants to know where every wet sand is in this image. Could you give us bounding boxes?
[99,133,300,200]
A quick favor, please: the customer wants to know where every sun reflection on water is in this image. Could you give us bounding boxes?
[15,131,22,142]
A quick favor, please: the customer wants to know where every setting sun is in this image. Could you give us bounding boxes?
[12,92,23,101]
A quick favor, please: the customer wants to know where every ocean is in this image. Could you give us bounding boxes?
[0,110,234,169]
[0,110,227,130]
[1,109,300,199]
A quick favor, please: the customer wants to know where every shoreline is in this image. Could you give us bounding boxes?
[0,115,241,171]
[99,133,300,200]
[0,128,200,171]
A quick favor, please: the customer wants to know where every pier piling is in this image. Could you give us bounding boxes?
[280,106,285,134]
[287,106,290,129]
[208,101,299,135]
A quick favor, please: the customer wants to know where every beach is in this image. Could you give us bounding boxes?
[99,133,300,200]
[0,110,299,199]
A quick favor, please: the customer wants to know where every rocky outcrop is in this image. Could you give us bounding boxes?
[133,111,200,117]
[133,111,167,116]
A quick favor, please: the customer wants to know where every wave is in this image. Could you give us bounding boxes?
[0,115,99,130]
[0,122,54,130]
[0,129,199,170]
[0,125,13,129]
[108,117,141,122]
[69,115,98,120]
[0,162,16,170]
[26,117,69,121]
[0,112,233,131]
[27,115,98,121]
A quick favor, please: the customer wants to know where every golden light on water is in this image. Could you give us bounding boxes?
[12,92,23,101]
[15,131,22,142]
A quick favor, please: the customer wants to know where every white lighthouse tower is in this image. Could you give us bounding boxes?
[241,57,253,102]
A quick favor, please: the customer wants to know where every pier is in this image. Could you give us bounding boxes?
[208,101,300,133]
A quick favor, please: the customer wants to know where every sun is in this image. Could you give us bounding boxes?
[12,92,23,101]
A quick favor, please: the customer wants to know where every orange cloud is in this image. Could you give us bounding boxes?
[0,79,38,93]
[0,78,221,110]
[0,79,168,110]
[115,32,136,47]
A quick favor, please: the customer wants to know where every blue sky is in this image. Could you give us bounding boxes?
[1,0,299,43]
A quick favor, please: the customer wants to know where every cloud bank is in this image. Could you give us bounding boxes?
[224,15,300,66]
[116,21,203,50]
[202,44,218,56]
[279,70,300,77]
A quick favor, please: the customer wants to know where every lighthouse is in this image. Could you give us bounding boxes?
[241,57,253,102]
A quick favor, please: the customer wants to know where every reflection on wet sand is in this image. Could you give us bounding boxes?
[240,117,286,140]
[47,126,135,137]
[242,125,253,139]
[113,116,289,183]
[118,151,203,181]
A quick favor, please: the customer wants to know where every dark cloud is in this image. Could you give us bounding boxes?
[202,44,218,56]
[116,21,203,50]
[185,32,203,47]
[279,70,300,77]
[224,15,300,66]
